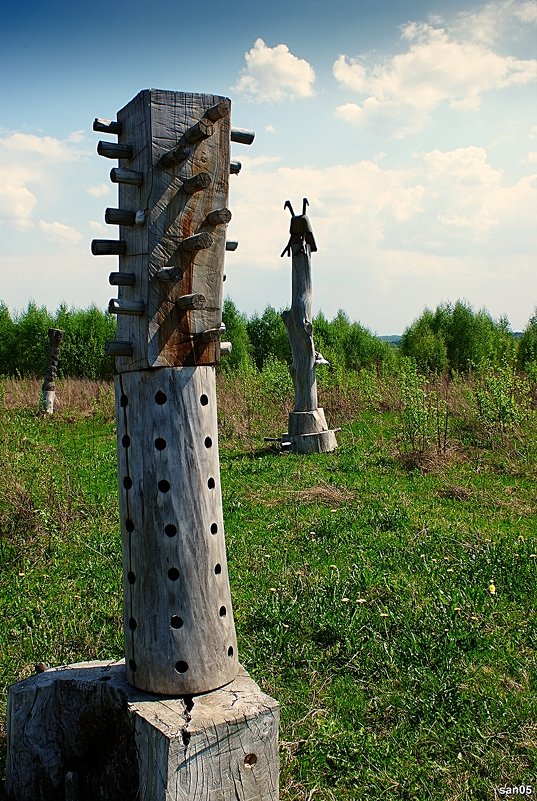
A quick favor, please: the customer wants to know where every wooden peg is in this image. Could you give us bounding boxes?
[160,144,191,168]
[91,239,126,256]
[180,232,213,252]
[205,100,231,121]
[155,266,184,282]
[106,340,134,357]
[109,272,135,287]
[93,118,122,135]
[176,294,207,310]
[110,168,143,186]
[108,299,145,316]
[105,208,136,226]
[220,342,233,353]
[205,208,232,226]
[231,128,255,145]
[199,328,221,343]
[226,240,239,251]
[97,141,133,160]
[230,161,242,175]
[182,173,211,194]
[184,119,214,144]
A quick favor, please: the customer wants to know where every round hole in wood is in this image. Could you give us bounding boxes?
[127,571,136,584]
[125,519,135,533]
[123,476,133,490]
[155,390,167,405]
[214,563,222,575]
[219,605,227,617]
[207,477,215,490]
[122,434,131,448]
[200,394,209,406]
[210,523,218,535]
[170,615,183,629]
[168,567,180,581]
[165,524,177,537]
[120,394,128,407]
[128,617,137,630]
[175,660,189,673]
[244,754,257,767]
[128,659,137,672]
[158,479,171,492]
[204,436,212,448]
[227,645,234,657]
[154,437,166,451]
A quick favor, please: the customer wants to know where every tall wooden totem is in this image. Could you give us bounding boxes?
[93,90,252,694]
[5,91,279,801]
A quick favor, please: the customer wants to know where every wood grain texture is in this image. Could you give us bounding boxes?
[111,90,231,371]
[6,660,279,801]
[115,367,238,694]
[281,243,318,412]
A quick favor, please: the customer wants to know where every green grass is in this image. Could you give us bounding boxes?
[0,376,536,800]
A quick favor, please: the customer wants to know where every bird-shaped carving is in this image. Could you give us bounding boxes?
[281,198,318,257]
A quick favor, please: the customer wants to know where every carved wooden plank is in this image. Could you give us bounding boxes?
[110,90,231,371]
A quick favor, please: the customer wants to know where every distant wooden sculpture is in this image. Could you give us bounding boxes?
[281,199,338,453]
[40,327,64,414]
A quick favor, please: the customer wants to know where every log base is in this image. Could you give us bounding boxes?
[5,660,279,801]
[283,408,338,454]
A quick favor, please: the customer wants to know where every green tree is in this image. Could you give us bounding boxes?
[246,306,290,370]
[221,298,254,373]
[517,310,537,372]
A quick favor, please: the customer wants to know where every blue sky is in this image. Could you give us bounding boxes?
[1,0,536,334]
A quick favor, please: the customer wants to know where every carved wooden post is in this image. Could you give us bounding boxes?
[281,199,338,453]
[40,328,64,414]
[6,91,279,801]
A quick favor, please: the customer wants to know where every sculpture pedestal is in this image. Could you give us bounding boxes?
[282,408,338,454]
[6,660,279,801]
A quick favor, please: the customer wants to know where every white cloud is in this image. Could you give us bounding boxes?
[38,220,82,245]
[527,152,537,163]
[86,183,111,197]
[0,131,88,161]
[234,38,315,102]
[333,6,537,137]
[0,167,38,228]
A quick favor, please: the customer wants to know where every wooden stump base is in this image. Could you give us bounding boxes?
[283,408,338,454]
[6,660,279,801]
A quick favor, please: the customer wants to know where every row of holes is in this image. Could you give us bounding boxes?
[128,643,234,676]
[124,476,215,491]
[120,391,210,408]
[125,520,218,537]
[127,564,222,583]
[121,435,213,451]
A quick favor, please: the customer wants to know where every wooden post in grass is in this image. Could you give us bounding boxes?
[280,199,338,453]
[6,90,279,801]
[40,327,64,414]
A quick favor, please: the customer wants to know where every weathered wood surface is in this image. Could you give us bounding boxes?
[281,243,317,412]
[115,367,238,694]
[108,90,232,371]
[280,201,337,453]
[40,328,64,414]
[6,660,279,801]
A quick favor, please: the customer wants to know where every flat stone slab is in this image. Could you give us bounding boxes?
[6,660,279,801]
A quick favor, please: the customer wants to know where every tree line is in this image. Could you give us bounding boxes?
[0,298,536,380]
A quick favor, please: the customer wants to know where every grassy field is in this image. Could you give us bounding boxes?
[0,371,536,800]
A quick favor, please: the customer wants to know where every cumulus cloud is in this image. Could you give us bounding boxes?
[0,167,38,228]
[0,131,88,161]
[234,38,315,102]
[225,143,536,330]
[333,4,537,136]
[38,220,82,245]
[85,183,111,197]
